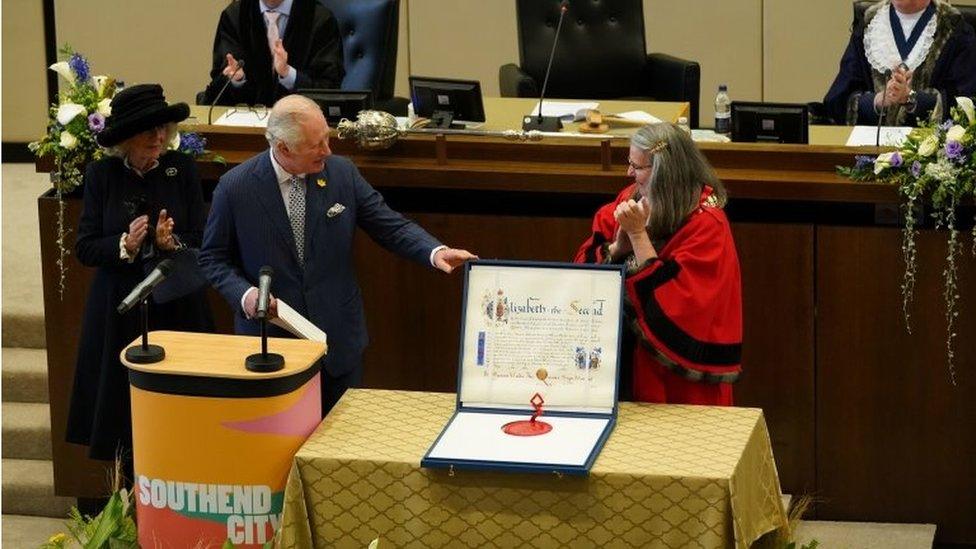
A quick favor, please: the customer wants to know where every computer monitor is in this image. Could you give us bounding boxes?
[731,102,809,144]
[409,76,486,129]
[299,89,373,125]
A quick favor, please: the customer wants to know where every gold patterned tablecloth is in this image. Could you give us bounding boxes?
[279,389,786,549]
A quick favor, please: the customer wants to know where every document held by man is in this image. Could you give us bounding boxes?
[271,300,327,344]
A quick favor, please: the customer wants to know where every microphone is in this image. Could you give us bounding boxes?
[256,266,273,320]
[876,69,893,146]
[118,259,173,315]
[208,58,246,124]
[522,1,569,132]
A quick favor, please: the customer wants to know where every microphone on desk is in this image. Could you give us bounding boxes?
[876,68,893,147]
[208,58,246,125]
[246,265,285,372]
[522,1,569,132]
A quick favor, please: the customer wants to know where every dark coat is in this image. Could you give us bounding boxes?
[204,0,345,106]
[199,153,441,382]
[823,1,976,125]
[66,151,214,460]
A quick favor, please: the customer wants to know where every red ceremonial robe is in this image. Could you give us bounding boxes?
[574,183,742,405]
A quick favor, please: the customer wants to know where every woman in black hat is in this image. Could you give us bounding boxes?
[66,84,214,497]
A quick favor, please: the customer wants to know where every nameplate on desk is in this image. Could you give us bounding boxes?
[846,125,912,147]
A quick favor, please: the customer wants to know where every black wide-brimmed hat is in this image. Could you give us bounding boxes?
[96,84,190,147]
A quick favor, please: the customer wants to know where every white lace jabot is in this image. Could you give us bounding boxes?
[864,3,938,72]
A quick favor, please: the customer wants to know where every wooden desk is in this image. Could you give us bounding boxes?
[37,98,975,544]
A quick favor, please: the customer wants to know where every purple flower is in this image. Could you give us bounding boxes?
[855,155,876,170]
[890,152,903,168]
[178,132,207,156]
[945,140,964,160]
[68,53,90,82]
[939,119,954,133]
[87,112,105,133]
[910,160,922,178]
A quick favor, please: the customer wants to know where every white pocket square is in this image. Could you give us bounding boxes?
[326,203,346,218]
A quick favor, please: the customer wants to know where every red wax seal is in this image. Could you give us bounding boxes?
[502,392,552,436]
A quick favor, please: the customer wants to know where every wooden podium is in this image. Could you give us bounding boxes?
[121,330,326,548]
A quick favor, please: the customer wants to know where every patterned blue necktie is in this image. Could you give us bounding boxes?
[286,175,305,266]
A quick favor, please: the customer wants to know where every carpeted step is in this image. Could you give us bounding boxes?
[2,348,49,403]
[1,314,46,349]
[794,520,936,549]
[1,459,74,518]
[1,514,72,548]
[2,402,53,460]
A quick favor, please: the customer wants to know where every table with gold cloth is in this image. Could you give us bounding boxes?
[279,389,787,548]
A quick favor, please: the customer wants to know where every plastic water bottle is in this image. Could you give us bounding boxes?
[714,84,731,136]
[677,116,691,135]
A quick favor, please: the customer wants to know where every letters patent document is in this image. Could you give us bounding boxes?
[459,263,622,415]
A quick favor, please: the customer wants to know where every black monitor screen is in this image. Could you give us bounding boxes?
[299,89,372,124]
[731,102,809,144]
[409,76,486,123]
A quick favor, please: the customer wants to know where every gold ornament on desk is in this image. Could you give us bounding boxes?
[335,110,547,150]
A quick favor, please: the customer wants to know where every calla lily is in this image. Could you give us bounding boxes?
[917,134,939,157]
[946,124,967,143]
[169,132,181,151]
[97,98,112,117]
[49,61,75,84]
[60,131,78,150]
[93,75,109,97]
[56,103,87,125]
[874,152,894,174]
[955,96,975,125]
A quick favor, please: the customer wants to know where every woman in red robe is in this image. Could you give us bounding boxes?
[575,123,741,405]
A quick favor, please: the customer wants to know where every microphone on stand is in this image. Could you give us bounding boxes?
[876,69,893,147]
[118,259,173,315]
[246,265,284,372]
[208,58,246,125]
[522,1,569,132]
[119,259,173,364]
[256,266,273,320]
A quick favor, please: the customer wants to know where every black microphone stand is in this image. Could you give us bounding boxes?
[245,315,284,372]
[124,297,165,364]
[522,2,569,132]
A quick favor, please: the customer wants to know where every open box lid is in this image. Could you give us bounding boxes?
[456,260,625,417]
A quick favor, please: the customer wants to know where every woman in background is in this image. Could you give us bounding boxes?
[575,123,741,405]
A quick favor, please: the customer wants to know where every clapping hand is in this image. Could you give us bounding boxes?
[272,39,290,78]
[124,215,150,255]
[223,53,246,82]
[614,197,650,236]
[154,209,177,252]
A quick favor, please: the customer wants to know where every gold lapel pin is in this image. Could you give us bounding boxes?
[316,178,327,188]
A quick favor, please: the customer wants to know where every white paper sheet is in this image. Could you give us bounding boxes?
[426,411,610,466]
[530,101,599,120]
[271,300,327,344]
[614,111,662,124]
[845,125,912,147]
[213,109,269,127]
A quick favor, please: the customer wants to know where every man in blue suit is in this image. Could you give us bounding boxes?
[200,95,476,414]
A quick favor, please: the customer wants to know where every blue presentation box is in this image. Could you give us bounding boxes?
[422,259,625,476]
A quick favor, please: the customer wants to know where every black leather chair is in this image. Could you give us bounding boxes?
[499,0,701,127]
[319,0,408,115]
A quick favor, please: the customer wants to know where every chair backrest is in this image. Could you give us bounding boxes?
[515,0,648,99]
[854,1,976,35]
[318,0,399,100]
